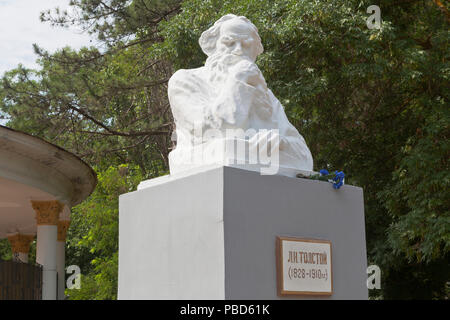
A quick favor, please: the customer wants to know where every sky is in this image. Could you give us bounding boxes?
[0,0,97,125]
[0,0,96,76]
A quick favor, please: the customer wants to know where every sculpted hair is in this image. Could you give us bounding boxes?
[199,14,264,57]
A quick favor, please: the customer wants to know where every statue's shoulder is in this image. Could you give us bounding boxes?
[169,67,205,87]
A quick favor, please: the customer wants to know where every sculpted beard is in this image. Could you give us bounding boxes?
[205,52,255,85]
[205,50,273,121]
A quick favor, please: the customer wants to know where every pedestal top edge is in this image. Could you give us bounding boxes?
[131,166,362,194]
[136,164,319,191]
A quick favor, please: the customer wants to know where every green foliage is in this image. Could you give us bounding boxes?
[1,44,172,176]
[64,274,100,300]
[382,105,449,264]
[0,239,12,261]
[65,164,143,300]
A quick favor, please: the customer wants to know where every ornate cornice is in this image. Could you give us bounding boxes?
[7,234,35,253]
[31,200,64,225]
[57,220,71,241]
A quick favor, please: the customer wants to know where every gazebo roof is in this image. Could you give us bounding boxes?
[0,125,97,238]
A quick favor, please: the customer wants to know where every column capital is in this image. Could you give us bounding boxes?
[7,234,35,254]
[31,200,64,225]
[57,220,71,242]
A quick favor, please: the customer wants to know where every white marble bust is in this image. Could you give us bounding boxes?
[168,14,313,175]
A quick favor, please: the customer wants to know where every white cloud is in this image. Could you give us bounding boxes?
[0,0,97,75]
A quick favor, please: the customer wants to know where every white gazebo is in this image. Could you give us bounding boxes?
[0,125,97,300]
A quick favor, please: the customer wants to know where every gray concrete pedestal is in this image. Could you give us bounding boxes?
[118,166,368,299]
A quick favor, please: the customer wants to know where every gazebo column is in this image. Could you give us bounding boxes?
[7,233,35,263]
[56,220,70,300]
[31,200,63,300]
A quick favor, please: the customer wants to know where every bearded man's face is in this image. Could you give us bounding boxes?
[215,19,260,63]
